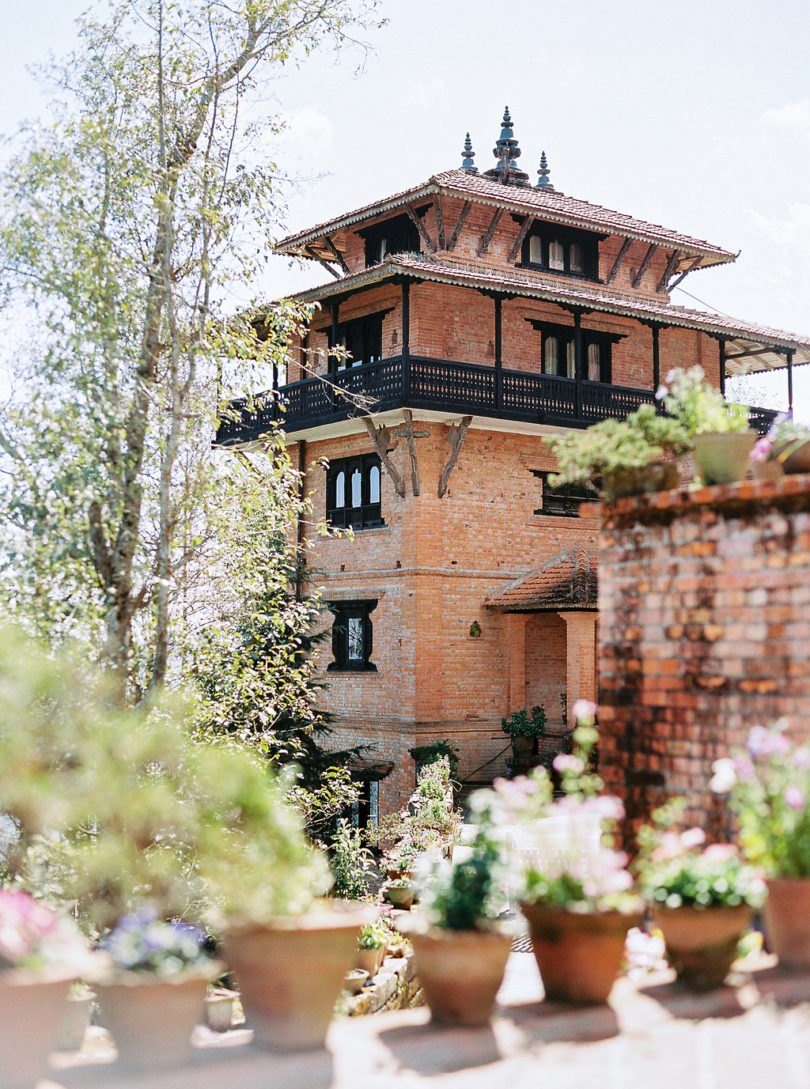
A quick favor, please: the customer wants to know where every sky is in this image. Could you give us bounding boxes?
[2,0,809,413]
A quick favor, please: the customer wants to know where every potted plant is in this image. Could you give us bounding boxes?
[635,799,766,989]
[395,803,513,1025]
[355,920,388,976]
[0,889,90,1087]
[91,909,220,1072]
[710,721,810,968]
[501,705,547,761]
[751,415,810,477]
[205,983,240,1032]
[547,403,690,500]
[658,365,755,484]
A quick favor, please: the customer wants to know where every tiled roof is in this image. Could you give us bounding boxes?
[275,168,735,268]
[285,252,810,372]
[485,548,598,612]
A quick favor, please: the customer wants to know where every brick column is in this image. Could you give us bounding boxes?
[503,612,528,714]
[557,610,598,708]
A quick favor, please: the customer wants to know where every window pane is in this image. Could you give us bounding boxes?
[529,235,543,264]
[335,470,345,508]
[569,243,584,273]
[566,340,576,379]
[347,616,364,660]
[351,467,362,507]
[369,464,380,503]
[378,238,388,262]
[549,240,565,270]
[587,343,601,381]
[543,336,558,375]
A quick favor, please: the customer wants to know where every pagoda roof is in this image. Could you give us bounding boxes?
[284,251,810,374]
[485,548,598,612]
[275,168,736,273]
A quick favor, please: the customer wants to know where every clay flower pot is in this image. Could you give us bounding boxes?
[205,987,239,1032]
[778,439,810,475]
[763,877,810,968]
[399,920,512,1025]
[343,968,369,994]
[602,461,679,500]
[652,903,752,989]
[94,964,218,1072]
[0,967,76,1089]
[693,431,756,485]
[386,884,415,910]
[55,985,96,1052]
[520,904,641,1005]
[355,945,386,976]
[222,901,375,1051]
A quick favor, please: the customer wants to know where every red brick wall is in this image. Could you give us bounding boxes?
[596,476,810,845]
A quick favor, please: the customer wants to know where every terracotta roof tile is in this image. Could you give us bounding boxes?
[485,548,598,611]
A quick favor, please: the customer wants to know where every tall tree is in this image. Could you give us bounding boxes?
[0,0,382,700]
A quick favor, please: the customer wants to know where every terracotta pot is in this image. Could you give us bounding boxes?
[0,967,75,1088]
[510,734,537,760]
[399,921,512,1025]
[343,968,368,994]
[763,877,810,968]
[355,945,386,976]
[652,903,752,989]
[693,430,756,485]
[94,964,217,1072]
[386,885,415,910]
[778,439,810,475]
[602,461,679,499]
[520,904,640,1005]
[222,902,374,1051]
[752,459,784,482]
[205,987,239,1032]
[55,987,96,1051]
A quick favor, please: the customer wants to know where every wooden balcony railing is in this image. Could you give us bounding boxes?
[215,355,779,447]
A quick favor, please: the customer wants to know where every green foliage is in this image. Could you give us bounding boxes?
[379,758,461,876]
[659,366,750,435]
[547,403,691,495]
[327,818,373,900]
[357,919,388,950]
[408,739,460,784]
[421,810,506,932]
[501,705,547,740]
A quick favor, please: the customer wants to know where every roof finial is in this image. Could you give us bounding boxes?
[461,132,477,173]
[483,105,530,186]
[536,150,553,189]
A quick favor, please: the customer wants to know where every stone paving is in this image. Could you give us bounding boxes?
[48,949,810,1089]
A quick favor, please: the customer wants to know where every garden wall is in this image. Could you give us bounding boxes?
[593,475,810,844]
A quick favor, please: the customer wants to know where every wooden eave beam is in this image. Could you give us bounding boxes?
[477,208,503,257]
[605,237,633,285]
[666,255,703,293]
[323,236,350,276]
[405,204,437,253]
[447,200,472,251]
[434,198,446,250]
[304,246,341,280]
[724,345,782,362]
[656,249,681,293]
[631,243,658,289]
[438,416,472,498]
[361,418,406,498]
[507,216,534,263]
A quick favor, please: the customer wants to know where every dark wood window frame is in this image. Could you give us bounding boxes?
[531,470,595,518]
[518,220,604,281]
[326,453,384,530]
[358,208,428,267]
[525,319,624,384]
[329,308,394,371]
[328,599,378,672]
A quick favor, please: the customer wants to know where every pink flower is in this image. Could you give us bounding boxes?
[750,437,772,464]
[680,827,706,850]
[784,786,805,812]
[702,843,738,863]
[793,748,810,769]
[651,831,683,862]
[732,755,755,780]
[572,699,598,724]
[552,754,585,774]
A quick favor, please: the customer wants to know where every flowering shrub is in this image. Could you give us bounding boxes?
[657,366,749,435]
[635,799,765,910]
[750,415,810,466]
[0,888,89,971]
[99,909,211,977]
[711,721,810,877]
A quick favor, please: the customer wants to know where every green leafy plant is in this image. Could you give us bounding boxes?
[547,403,690,496]
[357,920,388,950]
[658,366,750,435]
[501,705,547,740]
[409,740,460,784]
[635,799,765,910]
[327,819,373,900]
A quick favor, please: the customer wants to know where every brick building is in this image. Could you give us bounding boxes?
[219,109,808,816]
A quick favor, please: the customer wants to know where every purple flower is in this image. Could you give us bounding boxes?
[784,786,805,812]
[750,437,772,464]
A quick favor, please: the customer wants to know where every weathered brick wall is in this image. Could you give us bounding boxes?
[595,476,810,844]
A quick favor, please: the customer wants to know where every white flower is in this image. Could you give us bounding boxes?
[572,699,598,724]
[709,758,737,794]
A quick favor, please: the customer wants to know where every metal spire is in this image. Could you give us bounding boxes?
[483,106,530,186]
[461,132,477,173]
[536,150,553,189]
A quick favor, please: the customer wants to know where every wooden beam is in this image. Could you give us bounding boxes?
[656,250,681,293]
[304,246,341,280]
[402,410,421,496]
[405,205,436,252]
[361,418,406,498]
[438,416,472,498]
[605,237,632,285]
[724,346,778,362]
[447,201,471,251]
[478,208,503,257]
[434,198,446,250]
[631,243,658,289]
[666,255,702,293]
[323,236,350,276]
[507,216,534,263]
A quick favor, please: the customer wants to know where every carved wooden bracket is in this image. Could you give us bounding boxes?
[438,416,472,498]
[402,410,421,496]
[447,201,471,251]
[361,417,406,497]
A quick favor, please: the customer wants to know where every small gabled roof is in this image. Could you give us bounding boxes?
[485,548,598,612]
[275,168,735,273]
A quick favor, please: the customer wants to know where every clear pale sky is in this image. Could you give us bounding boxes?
[2,0,809,412]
